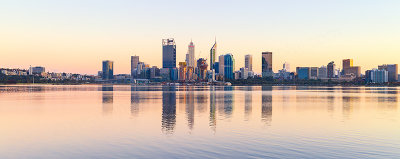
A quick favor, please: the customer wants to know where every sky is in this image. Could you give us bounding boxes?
[1,0,399,74]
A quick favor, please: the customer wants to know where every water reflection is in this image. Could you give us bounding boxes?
[131,86,140,116]
[223,91,234,118]
[244,87,252,121]
[209,87,216,132]
[161,86,176,134]
[262,86,272,125]
[186,91,195,130]
[101,85,113,115]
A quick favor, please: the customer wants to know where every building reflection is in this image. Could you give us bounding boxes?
[186,91,195,130]
[209,87,217,132]
[161,86,176,134]
[101,85,113,115]
[261,86,272,125]
[131,86,140,116]
[342,95,360,119]
[244,87,253,121]
[223,86,234,118]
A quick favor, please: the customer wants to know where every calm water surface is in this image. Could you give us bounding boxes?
[0,85,399,158]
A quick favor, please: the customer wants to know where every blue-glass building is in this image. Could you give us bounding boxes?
[102,60,114,80]
[214,62,219,74]
[162,38,176,69]
[296,67,310,80]
[224,54,235,80]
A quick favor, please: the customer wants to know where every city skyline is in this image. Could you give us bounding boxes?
[1,1,400,74]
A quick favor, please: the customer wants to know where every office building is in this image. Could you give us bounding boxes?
[283,62,290,72]
[365,69,388,83]
[245,54,253,71]
[218,55,225,76]
[210,41,217,70]
[102,60,114,80]
[342,59,361,77]
[162,38,176,68]
[131,56,139,78]
[296,67,310,80]
[378,64,398,82]
[224,54,235,80]
[179,62,187,81]
[240,67,249,79]
[197,58,208,80]
[187,41,195,68]
[214,62,219,74]
[262,52,273,77]
[327,61,336,78]
[318,66,327,79]
[310,67,318,80]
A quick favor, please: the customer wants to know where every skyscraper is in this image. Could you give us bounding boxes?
[378,64,398,82]
[342,59,361,77]
[162,38,176,68]
[283,62,290,72]
[131,56,139,77]
[102,60,114,80]
[224,54,235,80]
[210,40,217,70]
[327,61,336,78]
[262,52,273,77]
[218,55,225,77]
[187,40,195,68]
[245,54,252,71]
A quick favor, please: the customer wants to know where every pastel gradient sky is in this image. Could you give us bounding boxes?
[1,0,399,74]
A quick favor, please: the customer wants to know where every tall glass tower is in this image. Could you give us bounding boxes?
[224,54,234,79]
[187,40,195,68]
[162,38,176,68]
[262,52,273,77]
[210,40,217,70]
[102,60,114,80]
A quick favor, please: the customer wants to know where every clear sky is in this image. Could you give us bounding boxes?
[1,0,399,74]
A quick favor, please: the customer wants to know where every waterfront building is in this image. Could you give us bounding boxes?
[150,66,160,79]
[162,38,176,68]
[210,40,217,70]
[296,67,310,80]
[170,68,179,81]
[214,62,219,74]
[245,54,253,71]
[262,52,273,78]
[102,60,114,80]
[310,67,318,80]
[378,64,398,82]
[197,58,208,80]
[365,69,388,83]
[31,66,45,74]
[317,66,327,79]
[327,61,336,78]
[224,54,235,80]
[131,56,139,78]
[342,59,361,77]
[283,62,290,72]
[218,55,225,77]
[187,41,196,68]
[179,62,187,81]
[240,67,249,79]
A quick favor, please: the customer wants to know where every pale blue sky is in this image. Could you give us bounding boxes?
[1,0,399,74]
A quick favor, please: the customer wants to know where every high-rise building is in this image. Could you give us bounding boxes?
[245,54,253,71]
[262,52,273,77]
[224,54,235,80]
[31,66,45,74]
[218,55,225,76]
[318,66,327,79]
[365,69,388,83]
[240,67,249,79]
[210,40,217,70]
[102,60,114,80]
[178,62,187,81]
[296,67,310,80]
[342,59,353,69]
[378,64,398,82]
[131,56,139,77]
[162,38,176,68]
[283,62,290,72]
[197,58,208,80]
[187,41,195,68]
[310,67,318,80]
[327,61,336,78]
[342,59,361,77]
